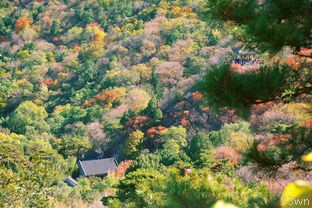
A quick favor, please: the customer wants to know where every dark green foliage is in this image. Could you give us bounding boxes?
[115,169,165,207]
[50,20,61,36]
[198,64,289,110]
[31,4,45,21]
[206,0,257,22]
[120,109,136,125]
[206,0,312,51]
[165,26,185,45]
[137,6,158,21]
[184,56,202,77]
[74,5,95,25]
[142,98,163,123]
[23,41,35,50]
[189,133,213,161]
[58,134,92,159]
[0,17,12,36]
[158,139,191,166]
[129,153,165,172]
[142,99,156,117]
[174,90,184,103]
[151,73,164,99]
[84,105,106,123]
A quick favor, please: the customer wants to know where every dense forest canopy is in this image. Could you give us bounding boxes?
[0,0,311,207]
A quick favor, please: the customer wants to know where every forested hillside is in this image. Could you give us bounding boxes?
[0,0,311,207]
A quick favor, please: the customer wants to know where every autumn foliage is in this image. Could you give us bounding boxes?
[15,17,32,32]
[115,160,133,177]
[146,126,167,139]
[125,116,152,132]
[84,88,125,107]
[212,146,241,165]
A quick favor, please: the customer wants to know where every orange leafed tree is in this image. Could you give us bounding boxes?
[115,160,133,177]
[15,17,32,32]
[146,126,167,139]
[95,90,120,103]
[84,88,125,107]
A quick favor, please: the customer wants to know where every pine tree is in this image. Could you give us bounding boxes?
[206,0,312,51]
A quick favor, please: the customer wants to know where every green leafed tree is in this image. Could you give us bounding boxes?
[198,64,289,110]
[9,101,50,135]
[113,168,165,207]
[59,134,92,159]
[125,130,145,158]
[161,126,188,148]
[0,92,5,108]
[0,133,67,208]
[189,133,213,162]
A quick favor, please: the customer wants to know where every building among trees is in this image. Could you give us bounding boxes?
[64,176,78,187]
[78,157,118,177]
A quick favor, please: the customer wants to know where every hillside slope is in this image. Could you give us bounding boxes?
[0,0,311,207]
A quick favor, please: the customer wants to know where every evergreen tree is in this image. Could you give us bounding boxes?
[206,0,312,51]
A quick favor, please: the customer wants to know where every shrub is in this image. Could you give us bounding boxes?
[226,131,254,153]
[114,169,165,207]
[158,139,191,166]
[130,64,152,82]
[189,133,213,161]
[275,103,312,122]
[125,116,152,132]
[251,111,295,134]
[163,168,279,208]
[142,98,163,123]
[246,124,312,166]
[212,146,241,165]
[209,122,252,147]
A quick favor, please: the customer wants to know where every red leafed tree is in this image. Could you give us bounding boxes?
[299,119,312,129]
[115,160,133,177]
[192,92,203,101]
[212,146,241,165]
[298,48,312,57]
[146,126,167,139]
[125,116,152,132]
[42,78,53,85]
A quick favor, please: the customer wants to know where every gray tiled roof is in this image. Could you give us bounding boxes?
[79,158,118,176]
[64,176,78,187]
